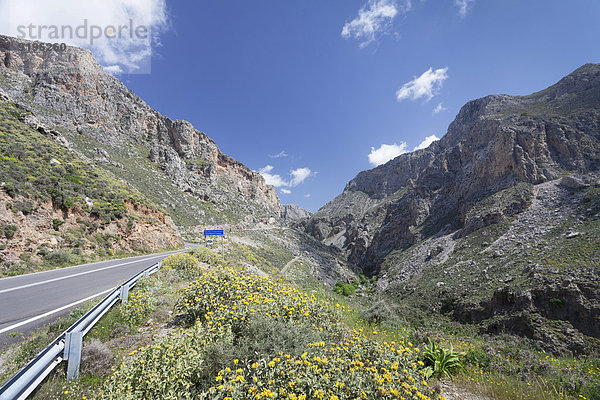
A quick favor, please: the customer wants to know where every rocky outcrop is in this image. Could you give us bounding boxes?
[305,63,600,275]
[0,35,279,224]
[0,192,180,271]
[453,281,600,355]
[280,204,312,224]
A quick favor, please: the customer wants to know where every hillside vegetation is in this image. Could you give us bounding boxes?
[1,248,597,400]
[0,99,180,276]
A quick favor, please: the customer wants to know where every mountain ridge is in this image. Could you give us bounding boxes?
[0,35,280,226]
[306,63,600,272]
[301,64,600,353]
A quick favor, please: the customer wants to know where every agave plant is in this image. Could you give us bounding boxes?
[422,338,466,381]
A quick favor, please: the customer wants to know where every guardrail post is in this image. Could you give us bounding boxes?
[65,332,83,380]
[120,284,129,302]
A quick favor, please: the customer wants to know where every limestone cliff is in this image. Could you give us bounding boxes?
[0,35,280,226]
[302,64,600,353]
[280,204,312,224]
[304,63,600,274]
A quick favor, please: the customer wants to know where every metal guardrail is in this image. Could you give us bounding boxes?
[0,261,163,400]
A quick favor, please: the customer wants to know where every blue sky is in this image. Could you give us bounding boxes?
[3,1,600,212]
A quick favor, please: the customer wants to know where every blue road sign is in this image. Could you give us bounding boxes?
[203,229,224,236]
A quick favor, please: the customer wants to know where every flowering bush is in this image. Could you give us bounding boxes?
[101,323,231,400]
[190,247,225,267]
[161,252,203,278]
[119,280,156,326]
[202,331,438,400]
[175,266,343,336]
[103,267,437,400]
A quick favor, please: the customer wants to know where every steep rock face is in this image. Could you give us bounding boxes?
[0,192,180,267]
[280,204,312,224]
[0,96,181,273]
[0,36,279,223]
[304,64,600,274]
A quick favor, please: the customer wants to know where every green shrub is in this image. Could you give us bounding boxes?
[161,253,203,278]
[120,280,156,326]
[333,281,357,296]
[190,247,224,267]
[549,298,565,308]
[204,330,431,400]
[101,323,223,400]
[52,218,64,231]
[3,182,17,198]
[44,250,71,265]
[14,200,34,215]
[464,347,492,370]
[2,224,17,239]
[422,338,466,381]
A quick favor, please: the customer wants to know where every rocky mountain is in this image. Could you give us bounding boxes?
[280,203,312,224]
[0,36,279,227]
[303,64,600,354]
[0,36,359,285]
[0,97,180,275]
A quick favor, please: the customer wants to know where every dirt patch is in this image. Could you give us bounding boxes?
[440,380,493,400]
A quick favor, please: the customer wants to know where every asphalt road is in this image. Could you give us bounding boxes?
[0,250,184,351]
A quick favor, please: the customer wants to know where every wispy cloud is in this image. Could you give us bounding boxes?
[454,0,474,17]
[368,143,408,166]
[369,134,441,165]
[258,165,314,187]
[269,150,288,158]
[341,0,410,48]
[396,67,448,102]
[280,188,291,194]
[413,134,439,150]
[0,0,169,73]
[432,102,446,114]
[304,194,311,198]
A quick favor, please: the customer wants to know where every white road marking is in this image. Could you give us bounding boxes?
[0,254,167,295]
[0,249,183,282]
[0,288,114,334]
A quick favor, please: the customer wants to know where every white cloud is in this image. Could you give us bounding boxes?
[396,67,448,102]
[304,194,311,198]
[259,165,288,187]
[258,165,313,187]
[368,135,440,166]
[413,134,439,151]
[454,0,474,17]
[0,0,169,73]
[103,64,123,75]
[341,0,410,48]
[368,143,408,166]
[280,188,291,194]
[269,150,288,158]
[432,102,446,114]
[290,167,312,187]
